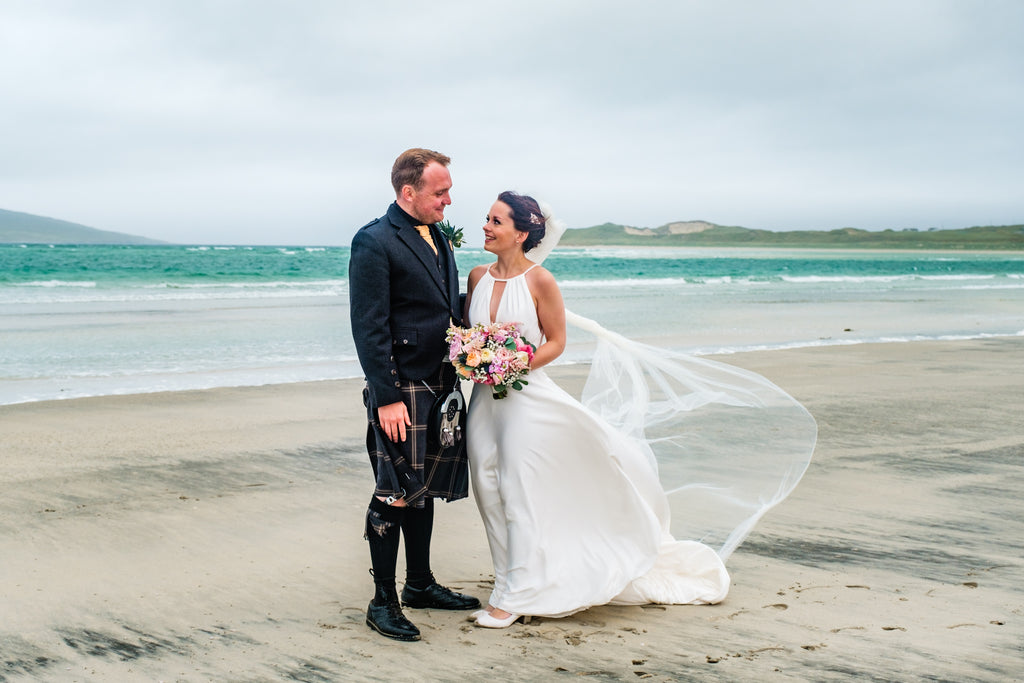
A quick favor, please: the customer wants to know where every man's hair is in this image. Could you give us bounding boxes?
[391,148,451,195]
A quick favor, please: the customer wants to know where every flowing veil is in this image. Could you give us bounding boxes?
[533,204,817,561]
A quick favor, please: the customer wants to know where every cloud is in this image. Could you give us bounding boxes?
[1,0,1021,244]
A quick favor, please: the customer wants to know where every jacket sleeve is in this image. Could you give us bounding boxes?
[349,227,404,406]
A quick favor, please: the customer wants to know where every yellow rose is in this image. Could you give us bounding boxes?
[480,348,494,363]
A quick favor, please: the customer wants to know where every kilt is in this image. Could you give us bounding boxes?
[364,365,469,507]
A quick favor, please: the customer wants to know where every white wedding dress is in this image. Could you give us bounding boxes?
[467,265,733,617]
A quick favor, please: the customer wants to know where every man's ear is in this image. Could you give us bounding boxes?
[400,184,415,203]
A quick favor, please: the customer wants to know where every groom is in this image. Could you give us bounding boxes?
[348,148,479,641]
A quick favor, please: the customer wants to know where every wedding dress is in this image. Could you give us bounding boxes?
[465,209,816,618]
[468,265,730,617]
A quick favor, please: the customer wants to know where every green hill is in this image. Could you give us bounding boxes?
[0,208,165,244]
[559,221,1024,250]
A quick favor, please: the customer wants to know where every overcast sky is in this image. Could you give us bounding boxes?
[2,1,1022,246]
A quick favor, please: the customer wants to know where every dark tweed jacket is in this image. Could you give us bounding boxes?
[349,202,462,405]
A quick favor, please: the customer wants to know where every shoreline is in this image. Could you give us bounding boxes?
[3,337,1022,680]
[5,331,1023,408]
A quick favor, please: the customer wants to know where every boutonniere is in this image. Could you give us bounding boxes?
[437,220,464,248]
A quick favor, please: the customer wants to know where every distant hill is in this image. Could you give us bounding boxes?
[0,208,165,244]
[559,221,1024,250]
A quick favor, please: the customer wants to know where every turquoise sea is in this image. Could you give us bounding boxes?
[2,243,1022,405]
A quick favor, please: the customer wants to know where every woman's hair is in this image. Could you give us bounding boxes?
[497,191,546,252]
[391,148,451,195]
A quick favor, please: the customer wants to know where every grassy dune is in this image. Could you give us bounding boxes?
[560,221,1024,250]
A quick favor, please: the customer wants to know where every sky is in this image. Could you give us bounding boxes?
[2,1,1022,246]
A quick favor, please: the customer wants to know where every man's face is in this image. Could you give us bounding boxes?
[406,162,452,225]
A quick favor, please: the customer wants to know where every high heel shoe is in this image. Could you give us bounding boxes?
[466,609,489,622]
[474,610,522,628]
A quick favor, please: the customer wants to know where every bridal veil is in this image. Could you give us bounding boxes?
[535,204,816,561]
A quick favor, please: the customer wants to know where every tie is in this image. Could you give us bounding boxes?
[415,225,438,256]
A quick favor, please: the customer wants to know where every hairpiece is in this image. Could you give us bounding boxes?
[529,212,543,225]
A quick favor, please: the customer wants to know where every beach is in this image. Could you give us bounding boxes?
[2,338,1022,682]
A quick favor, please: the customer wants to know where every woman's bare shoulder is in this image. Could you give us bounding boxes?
[467,263,491,289]
[526,264,558,288]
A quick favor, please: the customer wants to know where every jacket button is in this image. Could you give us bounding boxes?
[402,339,409,344]
[391,369,397,375]
[394,381,401,387]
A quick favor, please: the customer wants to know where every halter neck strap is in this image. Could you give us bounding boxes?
[486,262,540,282]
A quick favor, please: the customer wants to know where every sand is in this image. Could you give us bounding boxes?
[1,338,1022,681]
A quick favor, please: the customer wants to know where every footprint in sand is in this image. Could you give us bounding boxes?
[763,603,788,610]
[710,609,748,622]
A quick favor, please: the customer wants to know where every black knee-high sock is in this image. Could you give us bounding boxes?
[366,497,404,602]
[401,498,434,589]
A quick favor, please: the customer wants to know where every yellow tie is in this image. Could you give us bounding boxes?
[415,225,438,256]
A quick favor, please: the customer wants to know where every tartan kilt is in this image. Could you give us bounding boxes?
[364,366,469,507]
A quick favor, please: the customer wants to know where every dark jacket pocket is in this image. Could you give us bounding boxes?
[393,329,418,347]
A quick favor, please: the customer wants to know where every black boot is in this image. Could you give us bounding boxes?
[401,580,481,610]
[400,501,482,611]
[366,584,420,641]
[365,499,418,640]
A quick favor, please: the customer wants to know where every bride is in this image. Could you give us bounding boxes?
[463,191,816,629]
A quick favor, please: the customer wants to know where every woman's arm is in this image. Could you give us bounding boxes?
[527,266,566,371]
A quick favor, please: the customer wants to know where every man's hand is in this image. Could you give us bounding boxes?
[377,401,411,442]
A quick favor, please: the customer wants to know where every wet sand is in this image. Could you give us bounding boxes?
[2,338,1022,681]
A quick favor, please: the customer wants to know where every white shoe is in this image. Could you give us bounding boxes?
[475,611,521,628]
[466,609,488,622]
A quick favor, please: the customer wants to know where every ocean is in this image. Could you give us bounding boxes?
[2,243,1022,405]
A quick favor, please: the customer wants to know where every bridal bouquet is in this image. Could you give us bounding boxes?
[446,322,536,399]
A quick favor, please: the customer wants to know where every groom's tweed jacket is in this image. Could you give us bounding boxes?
[349,202,462,407]
[349,202,466,504]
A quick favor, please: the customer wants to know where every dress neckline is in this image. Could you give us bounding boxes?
[486,262,539,282]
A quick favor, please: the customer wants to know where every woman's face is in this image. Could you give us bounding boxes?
[482,200,522,254]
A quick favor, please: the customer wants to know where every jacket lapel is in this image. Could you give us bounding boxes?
[396,223,448,298]
[434,225,461,320]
